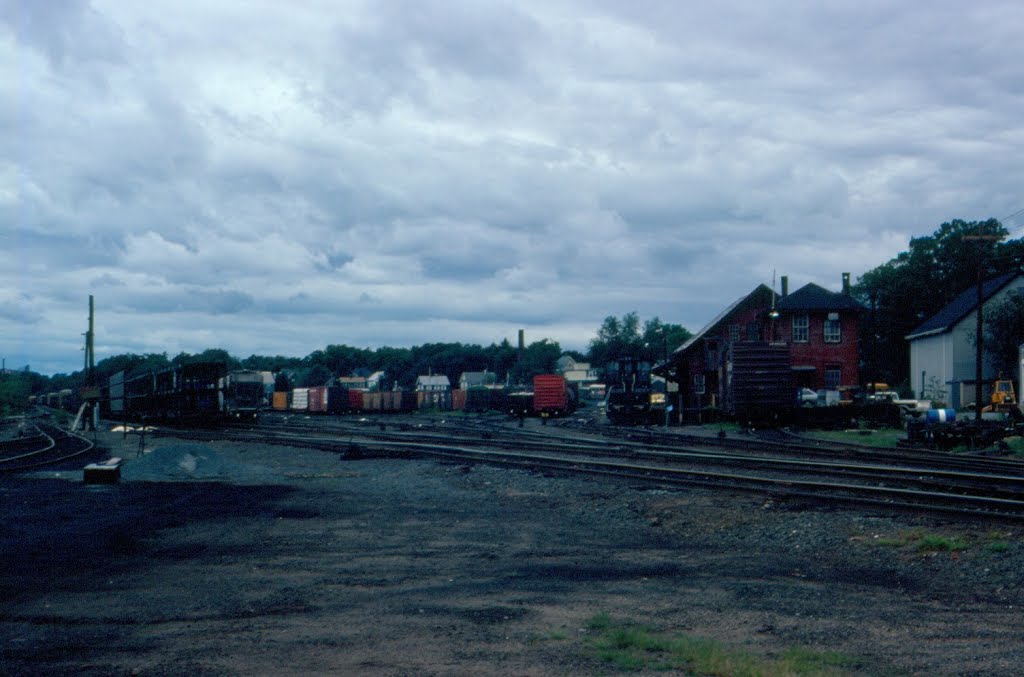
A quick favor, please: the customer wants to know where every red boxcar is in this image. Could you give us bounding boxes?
[533,375,576,418]
[307,386,327,413]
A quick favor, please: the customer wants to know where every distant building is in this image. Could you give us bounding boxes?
[336,375,369,389]
[658,274,863,423]
[459,371,496,389]
[906,271,1024,407]
[555,355,600,389]
[415,375,451,392]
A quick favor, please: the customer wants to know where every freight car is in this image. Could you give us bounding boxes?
[725,342,794,428]
[108,361,227,425]
[223,369,264,420]
[533,375,577,418]
[605,357,655,425]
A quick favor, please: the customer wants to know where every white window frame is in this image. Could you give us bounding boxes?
[824,317,841,343]
[792,314,809,342]
[693,373,706,395]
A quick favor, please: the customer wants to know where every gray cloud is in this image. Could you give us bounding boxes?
[3,0,1024,374]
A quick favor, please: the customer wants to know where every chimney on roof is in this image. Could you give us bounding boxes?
[842,272,851,295]
[781,276,788,297]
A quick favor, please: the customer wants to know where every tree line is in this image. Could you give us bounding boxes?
[7,216,1024,413]
[854,218,1024,389]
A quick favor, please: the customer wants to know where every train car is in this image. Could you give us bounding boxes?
[533,375,577,418]
[290,387,309,412]
[272,391,289,411]
[416,390,451,411]
[110,362,227,425]
[604,357,654,425]
[506,390,534,417]
[223,369,264,420]
[726,342,794,428]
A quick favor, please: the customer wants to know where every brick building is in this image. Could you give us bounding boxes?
[658,274,863,422]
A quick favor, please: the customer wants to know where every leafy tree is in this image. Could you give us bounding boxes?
[640,317,692,363]
[982,293,1024,379]
[274,372,291,392]
[172,348,239,369]
[0,371,33,415]
[510,339,563,385]
[588,313,691,368]
[854,218,1023,386]
[302,364,334,387]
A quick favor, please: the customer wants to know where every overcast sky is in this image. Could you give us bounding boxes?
[4,1,1024,375]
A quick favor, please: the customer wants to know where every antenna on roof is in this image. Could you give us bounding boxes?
[769,269,780,319]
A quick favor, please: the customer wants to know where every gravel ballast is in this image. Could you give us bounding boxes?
[2,428,1022,675]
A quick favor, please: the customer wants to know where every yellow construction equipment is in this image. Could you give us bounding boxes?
[983,378,1017,413]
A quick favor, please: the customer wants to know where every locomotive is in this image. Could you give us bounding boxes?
[604,357,655,425]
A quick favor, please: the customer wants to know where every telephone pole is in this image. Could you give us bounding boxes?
[965,228,1003,420]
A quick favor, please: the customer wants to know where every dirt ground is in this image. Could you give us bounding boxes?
[2,426,1023,676]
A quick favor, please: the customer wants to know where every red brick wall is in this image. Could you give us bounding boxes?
[780,312,860,389]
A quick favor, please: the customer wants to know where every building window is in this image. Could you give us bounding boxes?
[824,317,841,343]
[792,314,809,342]
[693,373,705,395]
[729,324,740,342]
[746,322,760,341]
[825,367,841,389]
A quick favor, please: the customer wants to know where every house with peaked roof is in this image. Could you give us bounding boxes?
[774,274,864,391]
[556,355,600,390]
[459,371,496,389]
[906,271,1024,407]
[415,374,451,392]
[657,274,863,423]
[659,283,777,419]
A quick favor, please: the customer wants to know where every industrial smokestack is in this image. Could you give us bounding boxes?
[518,329,525,351]
[842,272,851,295]
[781,276,788,297]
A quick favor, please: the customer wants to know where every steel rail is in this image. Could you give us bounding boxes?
[171,426,1024,520]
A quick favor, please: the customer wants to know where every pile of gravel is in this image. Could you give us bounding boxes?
[120,442,258,482]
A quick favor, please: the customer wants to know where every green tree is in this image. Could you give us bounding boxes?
[302,364,334,387]
[982,293,1024,379]
[640,317,692,363]
[588,312,642,368]
[855,218,1023,386]
[588,313,691,368]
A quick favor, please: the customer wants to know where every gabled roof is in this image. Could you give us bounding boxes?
[415,375,451,386]
[776,283,863,312]
[459,371,495,386]
[906,271,1022,341]
[668,284,774,359]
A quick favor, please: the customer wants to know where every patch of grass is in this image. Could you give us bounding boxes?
[916,534,968,552]
[582,614,855,675]
[859,529,983,553]
[1003,436,1024,457]
[803,427,905,448]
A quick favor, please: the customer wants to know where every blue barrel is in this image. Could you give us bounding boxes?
[926,408,956,423]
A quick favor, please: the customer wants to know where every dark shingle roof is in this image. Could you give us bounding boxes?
[776,283,863,312]
[668,284,774,358]
[906,271,1021,341]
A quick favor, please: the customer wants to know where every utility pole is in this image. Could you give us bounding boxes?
[965,228,1003,420]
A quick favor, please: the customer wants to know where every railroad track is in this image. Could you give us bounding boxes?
[165,417,1024,522]
[0,422,99,473]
